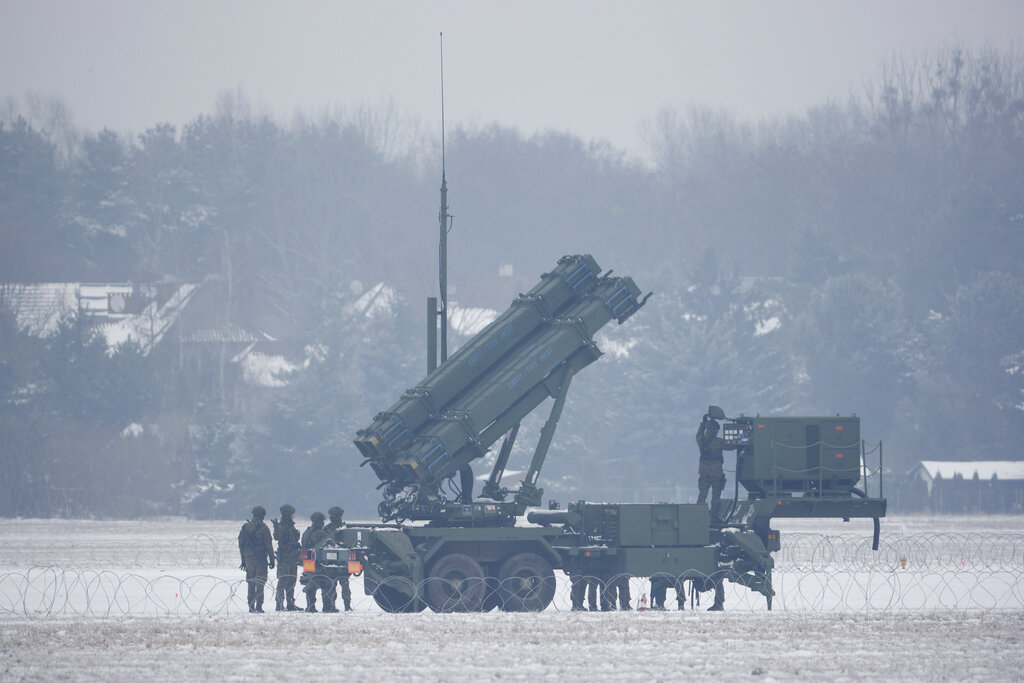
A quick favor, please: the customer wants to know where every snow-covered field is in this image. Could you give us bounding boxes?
[1,516,1022,681]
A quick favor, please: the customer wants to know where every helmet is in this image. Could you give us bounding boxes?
[251,505,266,518]
[328,506,344,518]
[280,504,295,516]
[310,511,326,523]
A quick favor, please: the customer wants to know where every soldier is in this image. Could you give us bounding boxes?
[272,503,301,611]
[569,574,602,612]
[705,574,726,611]
[301,511,335,612]
[650,575,670,611]
[602,574,631,611]
[238,505,274,613]
[696,414,739,519]
[651,575,687,611]
[324,506,352,611]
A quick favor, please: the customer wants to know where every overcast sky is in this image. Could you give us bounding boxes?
[2,0,1021,160]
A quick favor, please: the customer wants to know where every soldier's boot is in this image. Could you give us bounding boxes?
[304,593,317,613]
[322,585,339,613]
[254,597,265,613]
[708,582,725,611]
[286,595,300,611]
[275,596,284,611]
[323,598,339,613]
[248,601,256,614]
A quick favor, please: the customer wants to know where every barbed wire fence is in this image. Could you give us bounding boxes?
[1,533,1021,617]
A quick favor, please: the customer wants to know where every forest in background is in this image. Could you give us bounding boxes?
[1,47,1022,518]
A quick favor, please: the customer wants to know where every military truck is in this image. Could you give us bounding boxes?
[301,254,886,612]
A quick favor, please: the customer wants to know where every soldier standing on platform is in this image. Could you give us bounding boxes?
[696,409,739,519]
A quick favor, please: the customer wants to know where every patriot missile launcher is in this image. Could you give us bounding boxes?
[305,257,885,613]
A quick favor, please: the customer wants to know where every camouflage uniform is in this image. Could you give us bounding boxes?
[700,574,726,611]
[273,504,301,611]
[570,574,602,611]
[302,512,334,612]
[238,505,274,613]
[602,574,631,610]
[696,418,738,516]
[324,506,352,611]
[651,575,687,610]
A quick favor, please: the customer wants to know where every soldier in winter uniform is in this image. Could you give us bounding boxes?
[570,574,602,611]
[602,574,631,610]
[238,505,274,613]
[272,503,301,611]
[695,414,739,518]
[651,575,688,611]
[324,506,352,611]
[301,511,335,612]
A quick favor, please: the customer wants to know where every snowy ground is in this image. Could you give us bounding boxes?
[1,515,1022,681]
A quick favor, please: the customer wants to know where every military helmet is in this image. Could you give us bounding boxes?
[251,505,266,518]
[328,506,344,518]
[280,503,295,516]
[310,511,326,523]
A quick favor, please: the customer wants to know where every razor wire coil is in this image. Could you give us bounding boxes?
[2,532,1022,616]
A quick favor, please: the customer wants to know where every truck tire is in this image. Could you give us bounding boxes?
[497,552,556,612]
[426,553,486,612]
[372,582,426,613]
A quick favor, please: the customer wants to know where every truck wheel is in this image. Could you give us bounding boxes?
[426,553,486,612]
[497,552,556,612]
[372,582,426,613]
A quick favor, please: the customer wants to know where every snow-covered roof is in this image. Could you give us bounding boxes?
[449,303,499,337]
[4,282,197,355]
[6,282,79,335]
[179,324,258,344]
[916,460,1024,481]
[95,284,197,353]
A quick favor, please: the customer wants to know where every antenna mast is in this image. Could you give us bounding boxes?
[438,32,450,363]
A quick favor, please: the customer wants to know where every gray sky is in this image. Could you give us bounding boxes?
[2,0,1021,160]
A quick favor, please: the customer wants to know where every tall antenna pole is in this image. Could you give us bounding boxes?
[438,31,449,363]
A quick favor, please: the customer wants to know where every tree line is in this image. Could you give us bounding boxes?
[1,46,1022,517]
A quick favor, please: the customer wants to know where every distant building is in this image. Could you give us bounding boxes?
[2,281,307,420]
[904,461,1024,513]
[4,281,197,354]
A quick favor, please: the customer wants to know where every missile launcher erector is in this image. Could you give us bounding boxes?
[354,254,649,521]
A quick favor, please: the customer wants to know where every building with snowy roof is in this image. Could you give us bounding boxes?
[2,281,310,419]
[904,460,1024,513]
[4,281,197,354]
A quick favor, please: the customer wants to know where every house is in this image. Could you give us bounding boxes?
[905,460,1024,513]
[3,281,306,420]
[4,281,197,354]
